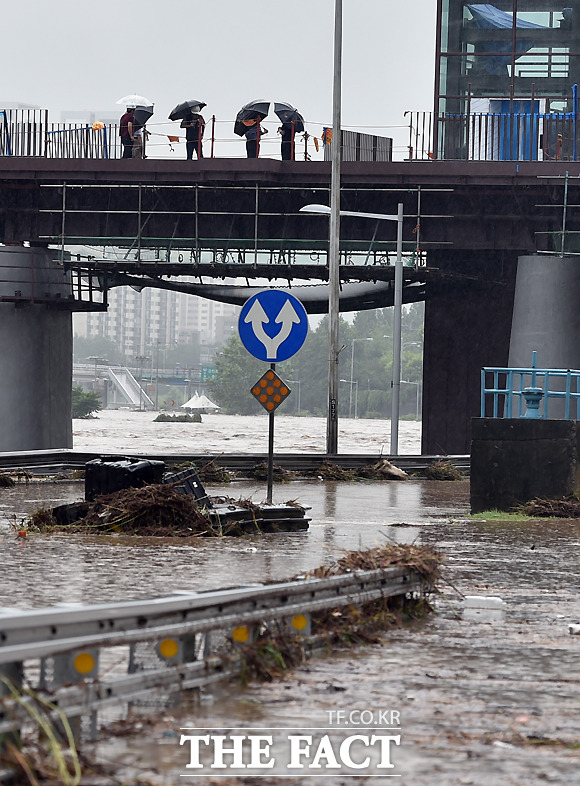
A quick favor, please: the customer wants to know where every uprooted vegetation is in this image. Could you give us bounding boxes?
[415,460,466,481]
[23,482,309,538]
[235,542,443,683]
[248,462,298,482]
[25,485,272,537]
[311,459,408,481]
[519,494,580,518]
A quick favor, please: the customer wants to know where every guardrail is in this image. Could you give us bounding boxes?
[0,567,423,738]
[481,351,580,419]
[0,449,470,475]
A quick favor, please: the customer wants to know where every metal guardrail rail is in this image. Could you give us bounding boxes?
[0,567,423,736]
[0,449,470,475]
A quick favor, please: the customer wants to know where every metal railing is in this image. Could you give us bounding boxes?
[0,567,423,737]
[481,351,580,419]
[407,109,580,162]
[0,109,395,162]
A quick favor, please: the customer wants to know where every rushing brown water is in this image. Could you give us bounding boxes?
[71,409,423,455]
[2,413,579,784]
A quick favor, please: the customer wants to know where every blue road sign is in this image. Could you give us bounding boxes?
[238,291,308,362]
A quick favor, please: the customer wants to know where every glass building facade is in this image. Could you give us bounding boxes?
[434,1,580,158]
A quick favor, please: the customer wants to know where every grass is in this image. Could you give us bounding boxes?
[470,509,535,521]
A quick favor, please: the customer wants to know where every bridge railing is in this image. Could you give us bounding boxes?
[0,109,396,161]
[407,109,580,162]
[481,352,580,419]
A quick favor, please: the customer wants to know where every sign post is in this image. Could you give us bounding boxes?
[239,291,308,503]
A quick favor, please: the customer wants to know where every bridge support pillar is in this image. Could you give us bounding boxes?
[0,246,73,451]
[509,254,580,373]
[422,250,518,455]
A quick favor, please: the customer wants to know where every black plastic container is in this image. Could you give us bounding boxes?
[85,456,166,501]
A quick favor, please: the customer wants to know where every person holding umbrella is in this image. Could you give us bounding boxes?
[274,102,305,161]
[119,106,136,159]
[278,121,296,160]
[129,105,154,159]
[116,95,153,160]
[233,101,270,158]
[243,118,268,158]
[181,109,205,160]
[169,101,207,160]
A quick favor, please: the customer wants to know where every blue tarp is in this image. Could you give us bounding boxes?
[467,4,545,31]
[467,4,546,75]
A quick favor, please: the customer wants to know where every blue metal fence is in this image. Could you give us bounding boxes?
[481,351,580,419]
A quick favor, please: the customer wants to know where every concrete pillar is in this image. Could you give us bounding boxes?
[509,254,580,419]
[0,246,72,450]
[422,249,518,455]
[509,254,580,370]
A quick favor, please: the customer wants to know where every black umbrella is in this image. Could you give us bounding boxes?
[242,99,270,117]
[234,100,270,136]
[169,100,207,121]
[133,105,154,126]
[274,102,305,133]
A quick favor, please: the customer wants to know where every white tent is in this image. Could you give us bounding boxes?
[182,392,220,411]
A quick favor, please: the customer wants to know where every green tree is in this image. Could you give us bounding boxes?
[72,385,102,418]
[209,335,295,415]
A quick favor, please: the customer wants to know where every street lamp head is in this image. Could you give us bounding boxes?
[300,204,399,222]
[299,204,331,215]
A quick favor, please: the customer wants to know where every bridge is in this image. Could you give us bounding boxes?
[1,151,579,454]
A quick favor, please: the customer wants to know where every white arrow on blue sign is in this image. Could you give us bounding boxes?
[238,290,308,362]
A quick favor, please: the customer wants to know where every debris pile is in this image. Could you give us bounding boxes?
[237,543,443,682]
[249,462,298,482]
[310,460,408,481]
[520,494,580,518]
[154,412,202,423]
[417,460,465,481]
[26,485,310,538]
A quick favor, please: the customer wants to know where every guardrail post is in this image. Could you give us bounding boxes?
[0,662,25,759]
[51,649,99,741]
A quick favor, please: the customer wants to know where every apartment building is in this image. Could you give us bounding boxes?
[76,285,238,359]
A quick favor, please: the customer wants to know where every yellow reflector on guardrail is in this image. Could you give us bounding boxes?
[73,651,96,675]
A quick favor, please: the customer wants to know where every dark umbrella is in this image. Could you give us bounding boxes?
[133,105,154,126]
[168,100,207,121]
[274,102,305,133]
[233,100,270,136]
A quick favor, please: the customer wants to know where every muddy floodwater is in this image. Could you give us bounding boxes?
[71,409,423,455]
[1,413,579,784]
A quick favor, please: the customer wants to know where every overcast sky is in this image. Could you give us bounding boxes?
[3,0,436,159]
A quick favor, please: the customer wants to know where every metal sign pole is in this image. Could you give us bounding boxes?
[327,0,343,456]
[267,363,275,503]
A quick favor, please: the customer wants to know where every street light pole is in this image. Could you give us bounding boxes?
[390,203,404,456]
[135,355,149,411]
[402,380,421,420]
[350,338,373,418]
[327,0,343,455]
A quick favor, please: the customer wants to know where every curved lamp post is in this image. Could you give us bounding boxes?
[299,203,404,454]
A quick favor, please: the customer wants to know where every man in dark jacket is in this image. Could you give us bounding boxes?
[181,112,206,159]
[119,106,136,159]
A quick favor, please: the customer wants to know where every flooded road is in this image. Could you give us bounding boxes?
[0,478,462,608]
[1,413,579,784]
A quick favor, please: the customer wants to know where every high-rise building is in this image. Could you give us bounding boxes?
[76,285,238,360]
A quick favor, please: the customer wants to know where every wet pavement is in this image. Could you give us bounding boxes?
[1,478,579,784]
